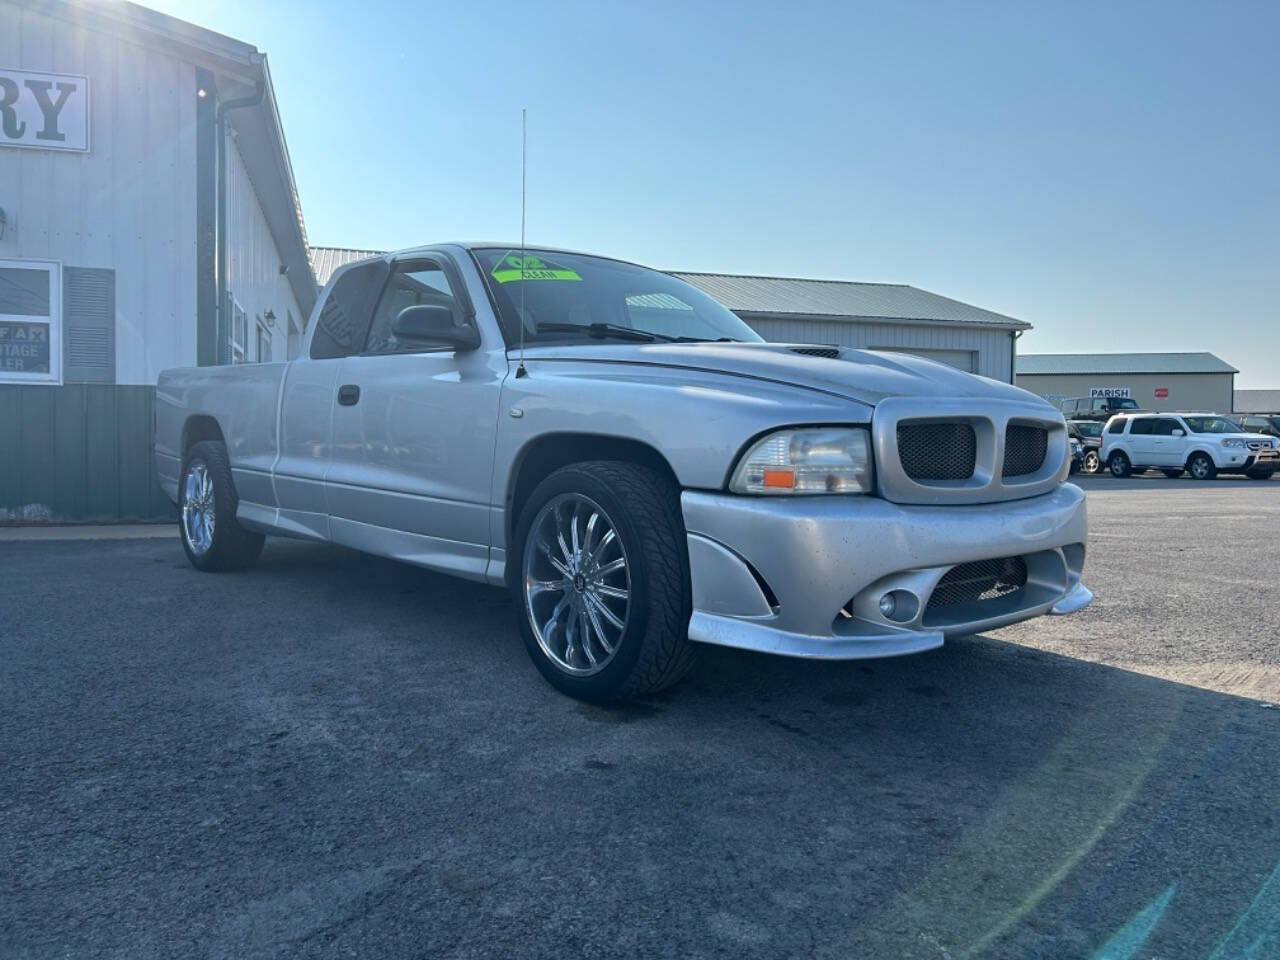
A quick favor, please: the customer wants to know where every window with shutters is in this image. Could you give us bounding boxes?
[231,300,247,363]
[255,315,271,363]
[0,259,60,383]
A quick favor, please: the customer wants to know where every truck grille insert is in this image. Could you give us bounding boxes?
[897,422,977,481]
[928,557,1027,610]
[1002,424,1048,478]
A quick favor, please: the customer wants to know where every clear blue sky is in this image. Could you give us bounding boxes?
[153,0,1279,386]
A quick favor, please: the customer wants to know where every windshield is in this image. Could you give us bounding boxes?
[1182,416,1242,434]
[1111,398,1139,410]
[472,248,762,347]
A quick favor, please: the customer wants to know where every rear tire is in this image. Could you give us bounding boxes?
[1187,452,1217,481]
[1161,468,1184,479]
[1082,450,1100,474]
[179,440,265,572]
[1108,451,1132,478]
[1247,468,1275,480]
[510,461,696,702]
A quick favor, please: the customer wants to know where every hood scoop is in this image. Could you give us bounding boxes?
[789,345,842,359]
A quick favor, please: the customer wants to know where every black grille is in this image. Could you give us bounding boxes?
[928,557,1027,610]
[790,345,841,359]
[1003,424,1048,478]
[897,422,977,481]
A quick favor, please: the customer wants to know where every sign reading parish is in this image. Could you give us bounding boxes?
[0,68,89,153]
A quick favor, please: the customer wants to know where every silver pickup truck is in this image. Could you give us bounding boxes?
[156,244,1092,700]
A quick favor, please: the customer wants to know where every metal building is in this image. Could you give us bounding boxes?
[310,249,1028,382]
[1016,353,1238,414]
[0,0,315,521]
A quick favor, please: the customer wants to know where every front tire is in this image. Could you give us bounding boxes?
[1108,451,1132,478]
[179,440,265,572]
[1187,452,1217,481]
[511,461,696,702]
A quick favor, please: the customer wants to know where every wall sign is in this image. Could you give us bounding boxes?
[0,68,89,153]
[1154,387,1169,399]
[1089,387,1131,399]
[0,321,51,373]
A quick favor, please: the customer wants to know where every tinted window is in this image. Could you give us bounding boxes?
[1152,418,1182,436]
[472,248,760,347]
[1129,418,1154,435]
[364,260,462,354]
[1108,418,1128,434]
[310,261,387,360]
[1111,398,1139,410]
[1074,421,1103,438]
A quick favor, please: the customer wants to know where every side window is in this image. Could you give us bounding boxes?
[310,261,388,360]
[1152,418,1181,436]
[1129,418,1154,435]
[1091,398,1108,413]
[364,260,461,355]
[1108,418,1128,435]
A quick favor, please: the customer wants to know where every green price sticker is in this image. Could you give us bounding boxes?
[491,252,582,284]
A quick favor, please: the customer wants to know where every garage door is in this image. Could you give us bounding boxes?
[870,347,976,373]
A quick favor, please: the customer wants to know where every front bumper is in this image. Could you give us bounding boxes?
[681,483,1091,659]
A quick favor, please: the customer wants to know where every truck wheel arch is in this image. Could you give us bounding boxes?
[506,434,680,554]
[181,415,226,457]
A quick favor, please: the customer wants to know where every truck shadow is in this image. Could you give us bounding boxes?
[237,540,1280,956]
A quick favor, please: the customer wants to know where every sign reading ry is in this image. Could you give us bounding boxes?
[0,68,89,153]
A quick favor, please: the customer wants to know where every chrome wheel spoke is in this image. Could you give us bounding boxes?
[584,601,613,654]
[578,609,596,665]
[595,583,629,600]
[586,592,624,630]
[181,462,215,556]
[527,578,567,599]
[597,556,626,577]
[590,528,616,564]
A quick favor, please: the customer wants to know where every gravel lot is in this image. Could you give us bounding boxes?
[3,478,1279,959]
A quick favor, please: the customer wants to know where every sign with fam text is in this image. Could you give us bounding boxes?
[0,321,51,373]
[0,68,89,153]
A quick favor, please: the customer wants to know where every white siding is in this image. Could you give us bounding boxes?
[225,137,302,364]
[741,314,1016,382]
[0,4,197,385]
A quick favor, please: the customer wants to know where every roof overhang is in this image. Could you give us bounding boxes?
[734,310,1032,332]
[17,0,317,317]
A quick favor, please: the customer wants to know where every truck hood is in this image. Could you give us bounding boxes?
[518,341,1048,408]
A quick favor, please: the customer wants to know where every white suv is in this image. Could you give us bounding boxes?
[1101,413,1279,481]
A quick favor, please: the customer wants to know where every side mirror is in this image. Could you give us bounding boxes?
[1171,429,1184,437]
[392,305,480,351]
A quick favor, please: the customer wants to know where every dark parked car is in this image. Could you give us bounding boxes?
[1238,414,1280,439]
[1059,396,1142,422]
[1068,420,1103,473]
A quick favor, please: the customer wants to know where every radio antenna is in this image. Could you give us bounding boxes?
[515,107,528,378]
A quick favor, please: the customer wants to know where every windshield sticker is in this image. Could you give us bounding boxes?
[491,252,582,284]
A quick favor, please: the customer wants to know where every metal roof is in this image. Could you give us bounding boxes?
[1017,352,1238,375]
[310,247,383,288]
[1234,390,1280,413]
[307,248,1028,328]
[669,273,1028,328]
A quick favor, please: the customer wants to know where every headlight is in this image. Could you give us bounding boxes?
[730,427,873,494]
[1222,438,1246,448]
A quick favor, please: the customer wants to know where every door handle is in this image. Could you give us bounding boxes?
[337,384,360,406]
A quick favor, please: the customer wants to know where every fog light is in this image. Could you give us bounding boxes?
[878,594,896,618]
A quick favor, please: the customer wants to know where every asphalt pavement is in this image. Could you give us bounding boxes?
[3,479,1279,959]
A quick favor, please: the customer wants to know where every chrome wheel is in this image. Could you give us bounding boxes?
[181,461,216,556]
[1083,450,1100,474]
[523,493,630,676]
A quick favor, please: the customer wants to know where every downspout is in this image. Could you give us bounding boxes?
[1010,330,1023,384]
[215,77,265,364]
